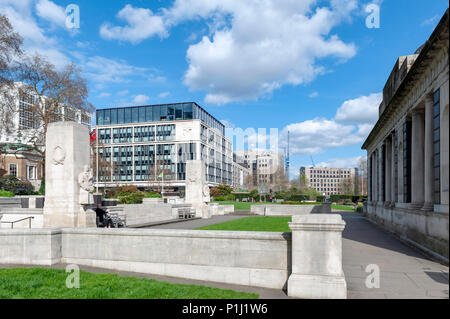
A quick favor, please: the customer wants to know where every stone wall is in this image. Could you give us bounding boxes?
[251,203,330,216]
[0,227,291,289]
[365,203,449,262]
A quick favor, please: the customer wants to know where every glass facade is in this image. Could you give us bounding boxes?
[96,102,224,135]
[94,103,232,185]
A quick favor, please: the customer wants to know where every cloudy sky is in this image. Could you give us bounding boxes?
[1,0,447,178]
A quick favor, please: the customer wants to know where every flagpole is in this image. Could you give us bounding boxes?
[161,172,164,197]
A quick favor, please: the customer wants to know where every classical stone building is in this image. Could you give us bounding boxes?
[0,143,43,190]
[362,9,449,261]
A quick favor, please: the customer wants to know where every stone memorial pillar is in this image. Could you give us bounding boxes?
[43,122,96,228]
[185,160,210,218]
[288,214,347,299]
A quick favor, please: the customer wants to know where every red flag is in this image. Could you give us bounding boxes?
[90,129,97,143]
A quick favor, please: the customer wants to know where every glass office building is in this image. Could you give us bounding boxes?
[94,102,233,189]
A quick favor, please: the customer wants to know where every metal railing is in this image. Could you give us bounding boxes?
[0,216,34,229]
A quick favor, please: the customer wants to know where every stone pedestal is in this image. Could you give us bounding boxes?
[185,160,210,218]
[43,122,96,228]
[288,214,347,299]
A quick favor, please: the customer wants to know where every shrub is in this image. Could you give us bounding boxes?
[0,176,34,195]
[281,201,321,205]
[210,187,221,197]
[226,194,235,201]
[217,184,233,196]
[0,189,14,197]
[287,194,307,202]
[214,196,226,201]
[144,192,162,198]
[39,179,45,195]
[316,195,325,202]
[118,191,145,204]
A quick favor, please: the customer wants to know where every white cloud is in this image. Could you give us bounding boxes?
[100,0,359,104]
[308,91,319,98]
[158,91,170,98]
[97,92,111,98]
[35,0,66,28]
[117,90,129,96]
[82,56,148,83]
[315,156,365,169]
[100,4,168,43]
[280,93,380,155]
[133,94,150,104]
[421,15,439,27]
[334,92,381,124]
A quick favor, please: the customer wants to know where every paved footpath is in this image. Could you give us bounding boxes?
[148,211,449,299]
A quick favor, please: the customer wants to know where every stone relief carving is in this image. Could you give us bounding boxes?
[52,146,66,165]
[78,165,94,193]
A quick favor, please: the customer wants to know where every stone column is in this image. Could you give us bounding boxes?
[43,122,96,228]
[185,160,210,218]
[422,95,434,211]
[390,132,396,206]
[372,151,377,204]
[385,138,392,206]
[288,214,347,299]
[410,109,425,210]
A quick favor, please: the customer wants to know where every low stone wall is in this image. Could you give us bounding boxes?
[0,213,347,298]
[118,203,173,226]
[365,203,449,262]
[251,203,330,216]
[0,228,61,265]
[0,227,291,289]
[0,208,43,228]
[0,197,22,209]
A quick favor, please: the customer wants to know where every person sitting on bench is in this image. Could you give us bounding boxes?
[94,204,111,228]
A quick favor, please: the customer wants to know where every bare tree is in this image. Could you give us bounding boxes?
[9,54,94,177]
[0,14,23,149]
[357,157,368,196]
[338,176,354,195]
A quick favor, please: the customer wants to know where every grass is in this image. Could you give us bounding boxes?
[197,216,292,232]
[331,204,356,211]
[0,268,258,299]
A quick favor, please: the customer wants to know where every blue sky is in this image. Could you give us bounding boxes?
[2,0,448,179]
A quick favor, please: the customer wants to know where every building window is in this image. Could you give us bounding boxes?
[27,165,37,180]
[433,89,440,204]
[403,120,412,203]
[9,164,17,177]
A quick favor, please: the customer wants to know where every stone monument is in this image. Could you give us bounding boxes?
[185,160,210,218]
[43,122,96,227]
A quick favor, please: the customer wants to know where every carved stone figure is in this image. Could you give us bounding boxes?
[78,165,94,193]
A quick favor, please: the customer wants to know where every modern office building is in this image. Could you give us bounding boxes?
[94,102,233,190]
[300,166,358,196]
[362,9,449,261]
[232,153,251,189]
[234,149,284,188]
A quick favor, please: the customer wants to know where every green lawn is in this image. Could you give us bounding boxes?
[197,216,292,232]
[213,201,278,210]
[0,268,258,299]
[331,204,356,211]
